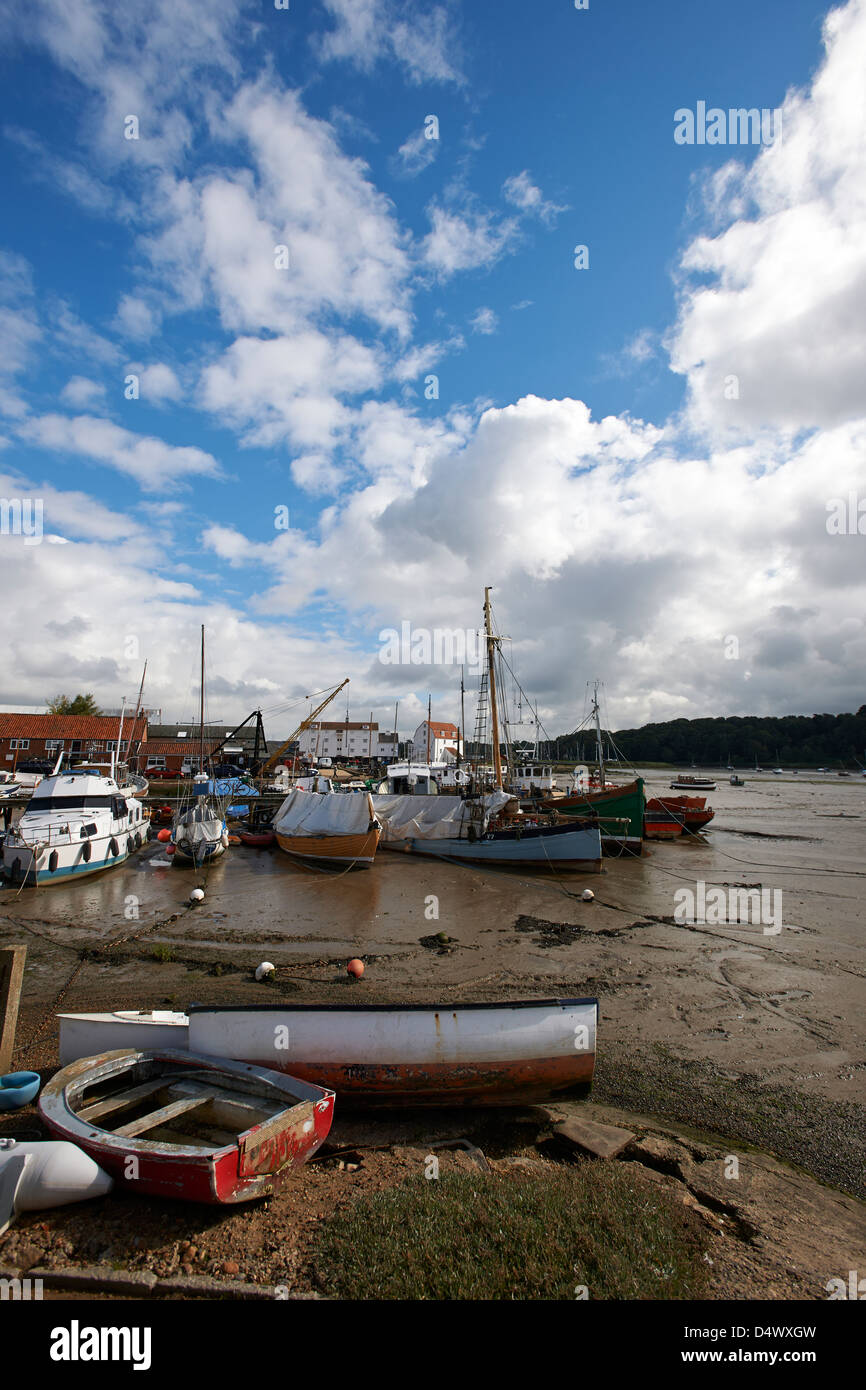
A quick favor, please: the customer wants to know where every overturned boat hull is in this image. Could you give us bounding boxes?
[275,826,379,867]
[188,998,598,1107]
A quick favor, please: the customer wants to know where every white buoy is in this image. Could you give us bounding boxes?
[255,961,275,981]
[581,888,595,902]
[189,887,205,904]
[0,1139,113,1234]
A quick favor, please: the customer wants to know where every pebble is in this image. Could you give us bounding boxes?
[223,1260,240,1277]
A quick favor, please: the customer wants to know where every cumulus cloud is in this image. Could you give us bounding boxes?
[316,0,463,85]
[669,0,866,436]
[502,170,567,225]
[421,201,519,277]
[469,307,498,335]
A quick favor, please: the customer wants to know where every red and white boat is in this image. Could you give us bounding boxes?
[646,795,714,832]
[187,998,598,1107]
[39,1049,335,1204]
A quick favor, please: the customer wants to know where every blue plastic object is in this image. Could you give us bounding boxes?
[0,1071,41,1110]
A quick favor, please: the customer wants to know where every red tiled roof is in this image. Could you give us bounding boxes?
[145,739,219,757]
[426,721,458,736]
[0,713,148,741]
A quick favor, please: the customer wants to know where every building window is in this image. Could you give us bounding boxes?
[10,739,29,750]
[45,739,63,751]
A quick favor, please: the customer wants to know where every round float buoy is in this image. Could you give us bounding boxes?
[166,844,176,856]
[347,958,365,979]
[189,887,205,904]
[49,850,59,872]
[581,888,595,902]
[156,828,171,843]
[255,961,275,981]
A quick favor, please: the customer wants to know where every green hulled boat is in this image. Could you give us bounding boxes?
[539,776,645,852]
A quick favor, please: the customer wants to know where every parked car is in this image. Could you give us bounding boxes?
[146,767,180,780]
[211,763,247,779]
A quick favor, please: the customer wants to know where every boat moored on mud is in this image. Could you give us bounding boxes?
[0,768,148,885]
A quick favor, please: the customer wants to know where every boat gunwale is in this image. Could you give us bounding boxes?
[188,997,599,1015]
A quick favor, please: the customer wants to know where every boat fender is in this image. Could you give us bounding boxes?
[81,841,91,863]
[49,850,59,872]
[108,838,119,858]
[134,832,142,849]
[467,823,478,842]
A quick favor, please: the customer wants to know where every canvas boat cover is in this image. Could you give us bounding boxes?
[274,788,376,838]
[371,790,513,841]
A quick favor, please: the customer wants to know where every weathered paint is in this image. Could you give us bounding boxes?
[39,1049,335,1204]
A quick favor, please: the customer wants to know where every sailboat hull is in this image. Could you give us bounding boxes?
[384,821,602,870]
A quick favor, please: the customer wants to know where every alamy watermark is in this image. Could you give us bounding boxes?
[674,882,783,935]
[826,493,865,535]
[674,103,781,146]
[379,622,484,675]
[0,497,43,545]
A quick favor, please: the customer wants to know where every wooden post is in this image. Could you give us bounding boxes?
[0,944,27,1073]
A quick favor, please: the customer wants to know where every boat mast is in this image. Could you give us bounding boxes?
[593,681,605,788]
[199,624,205,776]
[113,696,127,780]
[484,587,503,789]
[458,667,465,772]
[426,694,431,764]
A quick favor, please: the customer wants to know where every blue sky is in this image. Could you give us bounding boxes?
[0,0,863,737]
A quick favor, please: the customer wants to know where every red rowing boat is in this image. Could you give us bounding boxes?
[39,1049,334,1204]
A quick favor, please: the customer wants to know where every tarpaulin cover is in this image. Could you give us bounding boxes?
[371,790,513,841]
[274,788,376,837]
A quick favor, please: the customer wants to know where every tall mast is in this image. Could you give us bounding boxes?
[129,659,147,769]
[113,696,126,779]
[593,681,605,788]
[199,624,205,775]
[484,587,503,789]
[426,694,431,763]
[458,667,465,772]
[394,700,398,762]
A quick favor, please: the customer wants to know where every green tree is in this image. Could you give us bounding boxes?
[46,693,102,715]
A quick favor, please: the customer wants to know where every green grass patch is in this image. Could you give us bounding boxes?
[311,1165,709,1300]
[150,944,175,963]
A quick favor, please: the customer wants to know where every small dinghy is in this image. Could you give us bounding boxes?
[39,1049,335,1204]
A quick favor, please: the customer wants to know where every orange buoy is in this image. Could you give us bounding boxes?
[347,958,365,978]
[156,828,171,842]
[166,844,177,856]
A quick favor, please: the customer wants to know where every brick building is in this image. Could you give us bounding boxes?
[0,713,148,770]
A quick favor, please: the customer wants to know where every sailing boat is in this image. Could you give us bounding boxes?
[170,627,229,866]
[538,683,645,853]
[373,590,603,871]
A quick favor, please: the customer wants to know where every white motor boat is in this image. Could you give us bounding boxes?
[1,768,148,885]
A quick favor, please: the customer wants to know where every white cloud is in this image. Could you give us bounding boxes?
[17,414,223,491]
[469,307,498,335]
[421,202,519,277]
[317,0,463,85]
[115,295,161,341]
[138,363,182,405]
[60,376,106,408]
[393,126,439,177]
[669,0,866,436]
[502,170,567,225]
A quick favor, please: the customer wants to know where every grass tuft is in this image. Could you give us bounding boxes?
[311,1164,709,1300]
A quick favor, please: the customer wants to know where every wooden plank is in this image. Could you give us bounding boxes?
[0,945,27,1074]
[78,1078,170,1123]
[169,1080,280,1131]
[113,1091,215,1138]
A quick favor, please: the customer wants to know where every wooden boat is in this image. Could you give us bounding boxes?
[643,811,684,840]
[669,775,716,790]
[647,795,714,831]
[188,998,598,1107]
[274,787,380,867]
[238,828,276,847]
[539,777,645,852]
[39,1049,335,1204]
[58,1010,190,1065]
